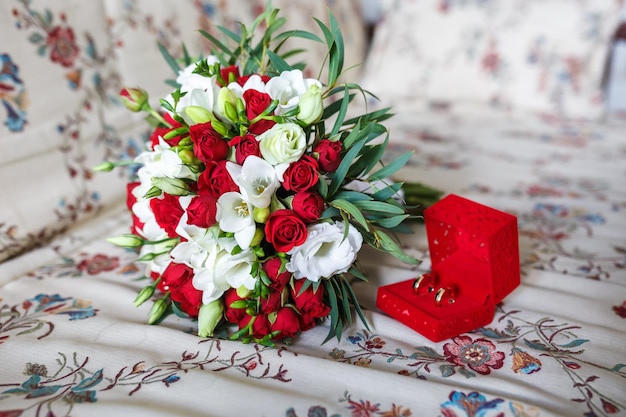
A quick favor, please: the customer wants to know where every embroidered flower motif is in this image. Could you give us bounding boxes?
[511,348,542,374]
[76,254,120,275]
[46,26,79,67]
[612,301,626,319]
[443,335,505,375]
[365,336,385,350]
[441,391,505,416]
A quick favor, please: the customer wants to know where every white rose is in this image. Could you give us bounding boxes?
[286,221,363,282]
[265,70,322,115]
[257,122,307,165]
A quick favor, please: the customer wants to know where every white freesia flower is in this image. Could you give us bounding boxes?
[257,122,307,165]
[227,74,268,98]
[266,69,322,115]
[170,225,256,305]
[286,221,363,282]
[226,156,286,208]
[173,57,220,124]
[216,192,256,249]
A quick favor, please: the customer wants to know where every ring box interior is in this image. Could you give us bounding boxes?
[376,194,520,342]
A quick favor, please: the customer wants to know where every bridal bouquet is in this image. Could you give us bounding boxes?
[98,6,430,345]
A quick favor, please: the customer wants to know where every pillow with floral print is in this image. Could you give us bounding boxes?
[362,0,622,119]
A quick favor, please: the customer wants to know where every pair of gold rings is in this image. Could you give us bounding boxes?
[412,273,457,307]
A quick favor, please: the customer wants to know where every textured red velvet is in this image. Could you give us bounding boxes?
[377,194,520,342]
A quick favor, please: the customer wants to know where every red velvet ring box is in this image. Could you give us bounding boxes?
[376,194,520,342]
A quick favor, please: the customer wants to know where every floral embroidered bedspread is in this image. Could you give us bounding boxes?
[1,106,624,417]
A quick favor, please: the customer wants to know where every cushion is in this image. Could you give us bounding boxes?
[361,0,622,119]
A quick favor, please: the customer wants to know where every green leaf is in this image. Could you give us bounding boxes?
[371,214,411,229]
[331,199,369,229]
[322,93,356,121]
[330,86,350,137]
[353,200,405,215]
[332,191,373,202]
[217,25,242,44]
[341,275,369,330]
[348,266,368,282]
[327,137,365,197]
[274,29,324,44]
[158,43,180,75]
[344,107,394,126]
[199,29,236,62]
[375,230,420,265]
[372,182,403,201]
[368,151,414,181]
[323,280,341,343]
[267,50,294,73]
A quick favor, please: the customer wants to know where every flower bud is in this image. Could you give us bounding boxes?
[133,285,155,307]
[197,299,224,337]
[236,285,252,298]
[184,105,213,124]
[216,87,239,124]
[151,177,193,196]
[106,234,145,248]
[177,148,197,165]
[92,161,115,172]
[296,83,323,125]
[120,87,149,112]
[252,206,270,223]
[148,295,170,324]
[249,228,265,247]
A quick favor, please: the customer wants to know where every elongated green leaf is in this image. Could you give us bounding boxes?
[344,107,394,125]
[217,25,242,44]
[372,182,403,201]
[368,151,413,181]
[319,206,339,219]
[332,190,373,202]
[341,275,370,330]
[327,137,365,197]
[274,29,324,44]
[323,280,340,343]
[353,200,405,215]
[371,214,411,229]
[331,199,369,229]
[199,29,236,61]
[267,50,294,73]
[335,278,352,327]
[158,43,180,75]
[328,10,345,79]
[330,86,350,137]
[322,93,356,120]
[376,230,420,265]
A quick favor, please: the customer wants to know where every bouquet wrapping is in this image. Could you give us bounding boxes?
[98,5,437,344]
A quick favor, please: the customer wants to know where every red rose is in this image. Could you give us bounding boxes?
[291,279,330,330]
[237,74,271,86]
[292,191,324,223]
[189,122,229,163]
[150,113,184,149]
[126,182,140,211]
[220,65,240,86]
[243,89,275,134]
[263,257,291,290]
[161,262,203,317]
[282,155,319,192]
[186,194,217,228]
[223,288,246,323]
[47,26,79,67]
[314,139,342,172]
[150,193,184,238]
[239,314,271,340]
[228,134,261,164]
[260,290,283,314]
[270,307,301,339]
[126,182,145,235]
[264,209,307,253]
[197,160,238,199]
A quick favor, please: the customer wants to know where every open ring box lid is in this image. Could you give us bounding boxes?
[376,194,520,342]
